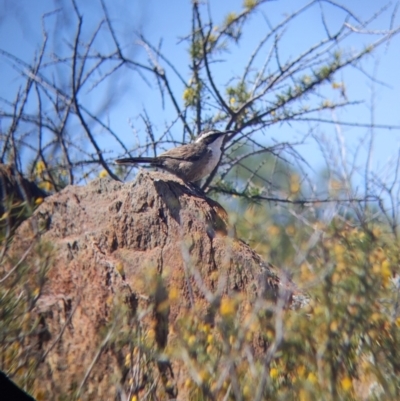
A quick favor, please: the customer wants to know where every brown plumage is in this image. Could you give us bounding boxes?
[115,129,234,183]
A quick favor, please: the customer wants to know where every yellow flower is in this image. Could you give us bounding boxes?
[220,298,236,317]
[188,335,196,346]
[297,365,306,378]
[35,160,46,175]
[99,170,108,178]
[147,328,155,341]
[307,372,318,384]
[336,262,346,272]
[330,320,338,332]
[39,181,53,192]
[370,312,381,323]
[199,368,210,382]
[243,384,251,397]
[341,376,352,391]
[35,197,44,205]
[269,367,278,379]
[381,260,391,279]
[267,225,280,236]
[299,389,308,401]
[372,263,381,274]
[333,245,346,263]
[168,286,179,300]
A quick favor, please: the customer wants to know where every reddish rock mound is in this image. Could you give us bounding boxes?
[4,171,295,400]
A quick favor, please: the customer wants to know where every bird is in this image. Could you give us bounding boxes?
[115,129,234,183]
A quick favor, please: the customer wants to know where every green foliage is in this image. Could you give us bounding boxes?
[183,81,204,108]
[0,240,53,398]
[226,82,251,107]
[206,148,400,399]
[163,212,398,400]
[243,0,258,11]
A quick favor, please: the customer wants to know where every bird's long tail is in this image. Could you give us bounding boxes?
[115,157,158,165]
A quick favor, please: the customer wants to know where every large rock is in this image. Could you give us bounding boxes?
[4,171,295,400]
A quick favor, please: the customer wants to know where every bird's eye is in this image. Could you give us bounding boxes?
[207,133,222,144]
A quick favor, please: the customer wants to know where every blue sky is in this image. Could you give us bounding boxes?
[1,0,400,196]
